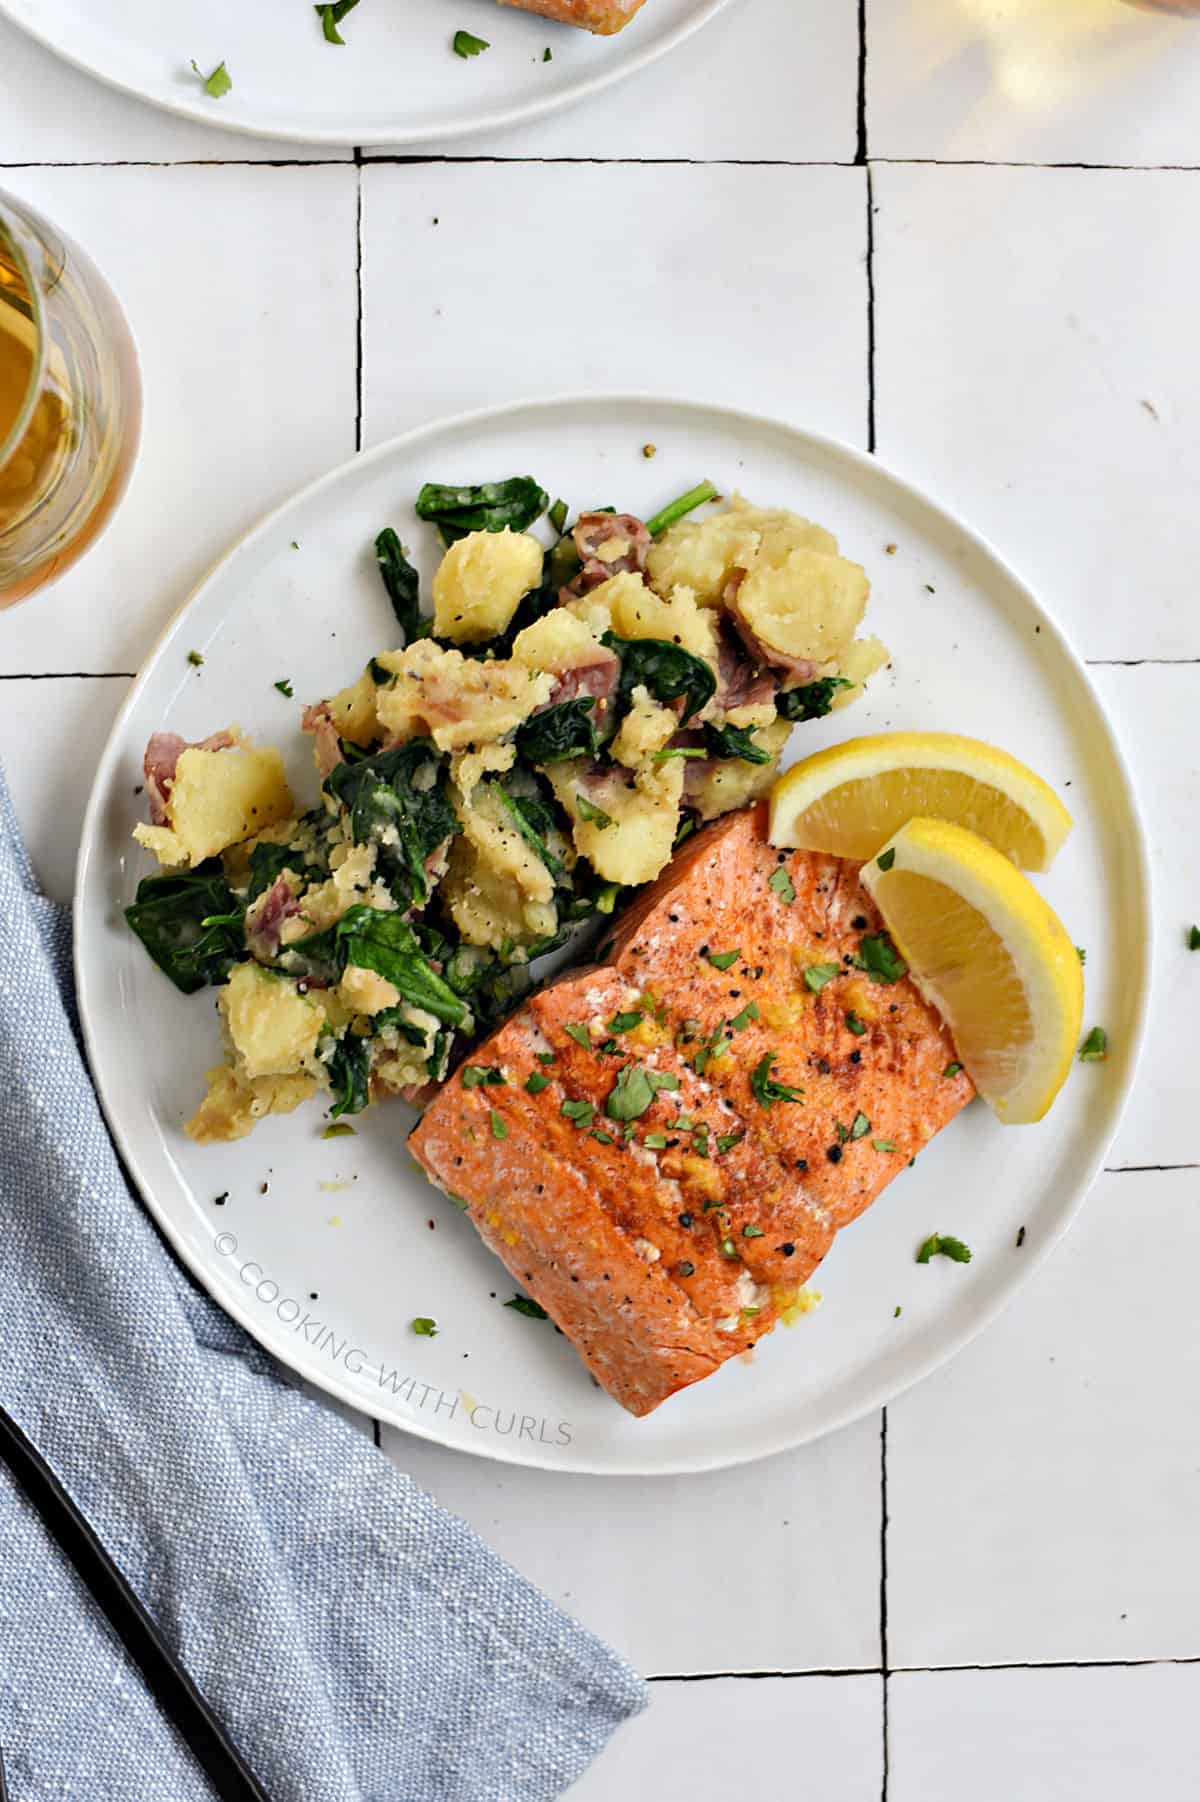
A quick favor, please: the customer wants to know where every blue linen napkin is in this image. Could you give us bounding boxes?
[0,763,646,1802]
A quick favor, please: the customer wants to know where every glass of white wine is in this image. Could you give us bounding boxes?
[0,186,141,609]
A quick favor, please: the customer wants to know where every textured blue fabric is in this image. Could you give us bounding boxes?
[0,765,646,1802]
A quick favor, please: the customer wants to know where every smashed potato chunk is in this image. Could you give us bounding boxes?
[186,1065,318,1144]
[220,961,324,1081]
[646,497,837,606]
[612,684,677,767]
[736,547,870,665]
[133,735,293,870]
[318,668,380,748]
[442,783,557,951]
[374,639,553,752]
[432,528,543,644]
[596,572,723,672]
[338,964,401,1015]
[830,635,890,706]
[688,719,791,820]
[511,607,605,671]
[548,758,684,886]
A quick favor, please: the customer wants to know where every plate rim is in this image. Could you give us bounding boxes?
[0,0,735,148]
[74,390,1153,1475]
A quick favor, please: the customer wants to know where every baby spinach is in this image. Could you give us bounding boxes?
[124,863,245,995]
[326,1032,371,1120]
[515,697,602,765]
[703,721,771,764]
[415,477,548,545]
[246,841,313,904]
[324,740,459,909]
[374,528,428,647]
[603,632,717,727]
[497,783,566,882]
[776,676,853,722]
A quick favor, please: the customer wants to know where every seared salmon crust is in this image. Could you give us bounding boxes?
[497,0,647,34]
[410,804,972,1416]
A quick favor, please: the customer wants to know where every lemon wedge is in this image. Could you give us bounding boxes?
[861,818,1083,1124]
[769,731,1072,871]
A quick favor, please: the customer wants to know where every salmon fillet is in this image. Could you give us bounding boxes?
[410,804,973,1416]
[498,0,647,33]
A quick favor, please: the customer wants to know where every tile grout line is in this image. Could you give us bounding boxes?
[855,0,868,169]
[4,156,1200,172]
[645,1652,1200,1682]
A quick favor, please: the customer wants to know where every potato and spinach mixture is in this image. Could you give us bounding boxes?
[125,477,887,1142]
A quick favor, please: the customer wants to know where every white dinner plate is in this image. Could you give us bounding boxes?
[76,394,1150,1475]
[1,0,731,146]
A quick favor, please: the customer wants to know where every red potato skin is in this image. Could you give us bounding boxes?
[497,0,648,33]
[410,805,974,1417]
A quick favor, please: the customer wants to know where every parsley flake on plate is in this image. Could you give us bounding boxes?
[461,1065,505,1089]
[608,1010,643,1034]
[876,847,896,872]
[873,1138,898,1153]
[605,1063,680,1123]
[845,1011,867,1037]
[704,948,741,972]
[916,1233,972,1265]
[505,1295,549,1320]
[489,1109,508,1140]
[315,0,362,44]
[1189,925,1200,951]
[453,28,490,56]
[190,60,231,98]
[273,678,294,697]
[411,1316,438,1337]
[804,962,840,994]
[563,1023,593,1051]
[525,1072,551,1095]
[849,1111,871,1140]
[1079,1026,1108,1062]
[768,866,796,904]
[561,1098,595,1129]
[943,1061,963,1079]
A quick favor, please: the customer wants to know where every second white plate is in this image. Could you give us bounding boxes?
[2,0,732,146]
[75,393,1149,1475]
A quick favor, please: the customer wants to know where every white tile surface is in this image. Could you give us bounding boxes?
[1,677,130,899]
[890,1664,1200,1802]
[0,165,358,677]
[868,0,1200,167]
[1092,664,1200,1173]
[0,14,348,163]
[367,0,859,163]
[569,1675,883,1800]
[873,161,1200,662]
[361,161,869,450]
[887,1165,1200,1669]
[383,1418,883,1676]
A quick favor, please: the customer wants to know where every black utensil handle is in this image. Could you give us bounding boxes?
[0,1404,272,1802]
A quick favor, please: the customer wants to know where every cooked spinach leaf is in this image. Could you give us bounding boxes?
[324,740,459,909]
[703,721,772,764]
[515,697,602,765]
[374,528,428,646]
[124,862,245,995]
[603,632,717,727]
[644,480,717,538]
[326,1032,371,1119]
[339,908,468,1025]
[246,841,315,904]
[315,0,361,43]
[497,784,566,882]
[415,477,548,545]
[776,676,853,722]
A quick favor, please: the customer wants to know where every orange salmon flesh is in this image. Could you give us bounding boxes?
[410,804,973,1416]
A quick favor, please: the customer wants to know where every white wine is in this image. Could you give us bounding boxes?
[0,193,140,608]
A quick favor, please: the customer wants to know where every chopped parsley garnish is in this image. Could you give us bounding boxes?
[676,1260,695,1277]
[190,60,231,98]
[804,962,840,993]
[835,1121,849,1143]
[461,1064,505,1089]
[692,1024,731,1075]
[561,1098,596,1129]
[575,793,613,830]
[855,933,907,983]
[548,497,568,534]
[489,1109,508,1140]
[916,1233,972,1265]
[716,1132,745,1155]
[591,1129,614,1145]
[186,648,204,666]
[1079,1026,1108,1062]
[845,1011,867,1036]
[704,948,740,972]
[729,1001,759,1032]
[943,1061,963,1079]
[850,1112,871,1140]
[1016,1225,1027,1248]
[749,1053,805,1109]
[273,678,294,698]
[505,1295,549,1320]
[768,866,796,904]
[894,1305,902,1318]
[644,1132,669,1150]
[411,1316,438,1337]
[877,847,896,871]
[605,1063,680,1123]
[608,1010,643,1034]
[563,1023,593,1052]
[315,0,362,44]
[322,1122,356,1139]
[1076,945,1087,964]
[525,1072,551,1095]
[742,1223,764,1239]
[535,1051,555,1065]
[453,28,490,56]
[873,1139,898,1153]
[1190,925,1200,951]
